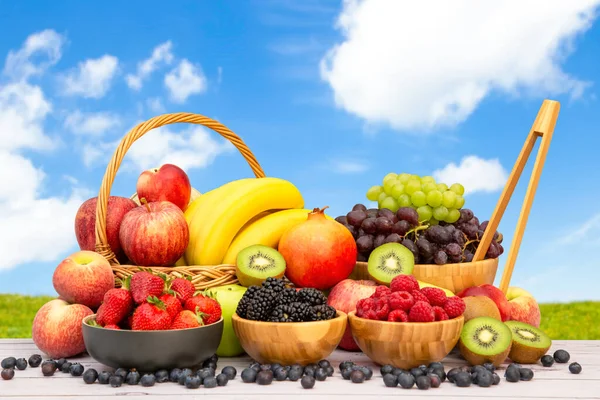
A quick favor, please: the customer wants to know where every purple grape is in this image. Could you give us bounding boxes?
[357,228,366,237]
[396,207,419,226]
[416,237,434,258]
[352,204,367,212]
[460,223,478,240]
[479,220,489,231]
[446,243,462,257]
[361,218,377,234]
[384,233,403,244]
[452,230,466,247]
[471,216,480,226]
[445,225,457,235]
[498,244,504,255]
[433,250,448,265]
[377,208,397,223]
[392,220,410,236]
[448,254,462,263]
[335,216,347,225]
[426,225,451,244]
[458,209,474,224]
[486,242,501,259]
[374,234,386,248]
[464,250,474,262]
[401,238,419,261]
[356,235,374,253]
[366,208,378,218]
[346,210,367,228]
[375,217,393,235]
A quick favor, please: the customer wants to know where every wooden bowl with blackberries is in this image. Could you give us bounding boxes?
[231,277,347,366]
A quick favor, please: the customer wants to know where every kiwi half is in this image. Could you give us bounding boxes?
[505,321,552,364]
[235,244,286,287]
[459,316,512,367]
[367,242,414,285]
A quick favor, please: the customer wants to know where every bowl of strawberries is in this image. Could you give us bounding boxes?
[348,274,465,369]
[82,270,224,371]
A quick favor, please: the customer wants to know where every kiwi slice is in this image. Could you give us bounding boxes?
[235,244,286,287]
[459,317,512,367]
[505,321,552,364]
[367,242,415,285]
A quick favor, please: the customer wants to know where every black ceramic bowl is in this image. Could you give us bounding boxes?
[82,314,223,371]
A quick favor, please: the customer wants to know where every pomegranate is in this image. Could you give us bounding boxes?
[278,207,357,290]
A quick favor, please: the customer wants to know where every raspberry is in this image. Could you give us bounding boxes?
[388,291,414,311]
[387,309,408,322]
[356,298,375,318]
[433,306,449,321]
[374,297,390,320]
[390,274,419,293]
[411,290,430,304]
[371,285,391,299]
[363,309,378,320]
[443,296,466,318]
[420,287,448,307]
[408,301,435,322]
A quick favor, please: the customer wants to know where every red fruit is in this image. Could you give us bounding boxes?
[159,293,183,321]
[170,310,203,330]
[370,285,391,299]
[444,296,466,319]
[96,277,133,326]
[184,294,222,325]
[420,287,448,307]
[363,309,378,320]
[408,301,435,322]
[374,297,390,320]
[457,284,510,321]
[387,309,408,322]
[131,296,172,331]
[104,324,121,330]
[130,271,166,304]
[356,297,376,318]
[170,277,195,305]
[390,274,419,293]
[278,207,357,290]
[388,291,414,311]
[433,306,449,321]
[411,289,430,304]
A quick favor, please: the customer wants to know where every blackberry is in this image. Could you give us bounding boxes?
[261,277,286,292]
[311,305,336,321]
[287,301,312,321]
[236,286,260,318]
[269,304,297,322]
[277,287,299,305]
[297,288,327,306]
[246,288,279,321]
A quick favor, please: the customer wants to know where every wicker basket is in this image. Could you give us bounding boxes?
[93,113,266,290]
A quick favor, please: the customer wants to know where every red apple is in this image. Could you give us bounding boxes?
[457,284,511,321]
[32,299,93,358]
[136,164,191,211]
[75,196,137,263]
[119,200,189,266]
[327,279,377,350]
[52,250,115,309]
[506,287,541,327]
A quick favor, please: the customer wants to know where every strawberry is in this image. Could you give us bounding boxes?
[104,324,121,330]
[184,293,222,325]
[170,277,195,305]
[96,276,133,326]
[131,296,172,331]
[170,310,203,330]
[159,293,182,322]
[130,271,166,304]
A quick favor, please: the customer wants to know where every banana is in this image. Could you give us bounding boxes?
[222,208,334,265]
[418,280,454,296]
[186,177,304,265]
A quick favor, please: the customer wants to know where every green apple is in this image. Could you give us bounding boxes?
[206,284,247,357]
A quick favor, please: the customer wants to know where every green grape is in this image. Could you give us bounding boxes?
[405,179,421,195]
[383,178,398,195]
[422,182,437,193]
[397,173,411,184]
[391,183,405,198]
[378,192,388,204]
[446,208,461,223]
[433,206,449,221]
[450,183,465,196]
[380,196,399,212]
[442,190,456,208]
[454,195,465,209]
[411,191,427,207]
[411,174,421,182]
[437,183,448,192]
[426,190,443,207]
[397,194,411,208]
[429,218,439,225]
[366,185,383,201]
[417,205,433,222]
[383,173,398,184]
[421,176,436,184]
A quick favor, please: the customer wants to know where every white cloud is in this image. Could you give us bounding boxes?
[330,159,369,174]
[146,97,165,113]
[3,29,65,81]
[320,0,600,131]
[64,110,120,136]
[164,59,207,103]
[433,156,508,195]
[60,54,119,98]
[562,213,600,245]
[126,41,174,90]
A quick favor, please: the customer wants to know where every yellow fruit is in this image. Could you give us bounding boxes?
[417,280,454,297]
[186,177,304,265]
[174,256,187,267]
[222,209,333,265]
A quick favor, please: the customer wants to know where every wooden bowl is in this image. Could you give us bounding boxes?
[348,311,464,369]
[352,257,498,294]
[232,311,347,366]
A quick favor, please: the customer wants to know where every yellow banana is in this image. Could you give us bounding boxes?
[418,280,454,296]
[187,177,304,265]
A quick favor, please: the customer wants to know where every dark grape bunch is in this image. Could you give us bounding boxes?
[336,205,503,265]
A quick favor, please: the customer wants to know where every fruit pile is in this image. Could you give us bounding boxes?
[355,275,465,322]
[235,277,337,322]
[239,359,340,389]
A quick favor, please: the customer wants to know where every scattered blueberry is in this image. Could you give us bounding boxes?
[416,375,431,390]
[398,373,415,389]
[55,358,67,369]
[15,358,27,370]
[326,365,334,376]
[428,373,441,388]
[2,369,15,380]
[41,361,57,376]
[70,363,84,377]
[185,375,201,389]
[83,368,98,384]
[569,362,582,374]
[155,369,169,383]
[350,369,366,383]
[1,357,16,369]
[446,368,460,383]
[203,376,218,388]
[519,368,534,381]
[301,374,315,389]
[288,367,302,381]
[221,366,237,380]
[477,370,493,387]
[126,369,141,385]
[341,368,353,380]
[28,354,42,368]
[140,373,156,387]
[541,355,554,367]
[483,363,495,372]
[303,366,316,377]
[114,368,128,380]
[61,362,72,373]
[554,350,570,363]
[98,371,112,384]
[410,367,424,378]
[314,368,327,381]
[256,370,273,385]
[241,368,257,383]
[216,373,229,386]
[260,364,272,371]
[492,373,500,385]
[454,371,472,387]
[360,366,373,380]
[274,367,288,381]
[109,375,123,387]
[383,373,398,387]
[169,368,182,382]
[505,367,520,382]
[339,361,354,371]
[198,368,213,380]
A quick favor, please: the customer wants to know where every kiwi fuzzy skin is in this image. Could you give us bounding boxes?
[459,340,512,367]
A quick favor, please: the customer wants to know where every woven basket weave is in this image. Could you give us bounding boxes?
[93,113,265,290]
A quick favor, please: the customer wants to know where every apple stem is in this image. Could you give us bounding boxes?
[140,197,151,212]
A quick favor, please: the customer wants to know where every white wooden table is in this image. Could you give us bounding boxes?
[0,339,598,399]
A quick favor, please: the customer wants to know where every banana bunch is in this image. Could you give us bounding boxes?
[182,177,306,266]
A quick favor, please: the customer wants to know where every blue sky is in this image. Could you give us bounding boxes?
[1,0,599,303]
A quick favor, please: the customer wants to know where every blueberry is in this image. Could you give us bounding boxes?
[169,368,182,382]
[41,361,57,376]
[492,373,501,385]
[61,362,72,373]
[410,367,424,378]
[269,363,282,372]
[393,368,407,376]
[178,373,190,385]
[554,349,570,363]
[428,373,441,388]
[1,369,15,380]
[454,371,472,387]
[477,370,493,387]
[114,368,128,380]
[70,363,84,377]
[109,375,124,387]
[569,362,582,374]
[125,370,140,385]
[260,364,272,371]
[541,355,554,367]
[318,359,331,369]
[471,371,479,384]
[428,366,446,382]
[256,370,273,385]
[216,373,229,386]
[303,366,316,377]
[416,375,431,390]
[380,364,394,376]
[221,366,237,380]
[140,374,156,387]
[359,366,373,380]
[198,369,213,380]
[483,362,495,372]
[98,371,112,384]
[341,368,353,380]
[339,361,354,371]
[398,373,415,389]
[505,367,520,382]
[209,354,219,363]
[301,374,315,389]
[383,373,397,387]
[419,364,428,372]
[185,375,201,389]
[155,369,169,383]
[429,362,443,369]
[15,358,27,370]
[55,358,67,369]
[83,368,98,384]
[28,354,42,368]
[350,369,366,383]
[288,367,302,381]
[203,376,217,388]
[325,365,334,376]
[459,365,472,373]
[1,357,16,369]
[315,368,327,381]
[446,367,460,383]
[519,368,534,381]
[241,368,257,383]
[250,362,261,372]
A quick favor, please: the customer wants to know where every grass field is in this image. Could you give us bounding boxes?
[1,294,599,339]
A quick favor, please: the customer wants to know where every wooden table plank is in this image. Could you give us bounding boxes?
[0,340,598,398]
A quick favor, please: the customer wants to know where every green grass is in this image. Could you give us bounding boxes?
[0,294,599,339]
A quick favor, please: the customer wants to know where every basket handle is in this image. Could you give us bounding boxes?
[94,113,266,265]
[473,100,560,295]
